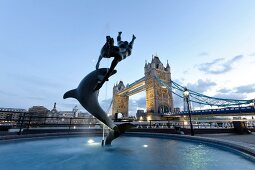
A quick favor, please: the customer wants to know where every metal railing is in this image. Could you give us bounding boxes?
[131,119,255,129]
[0,115,100,135]
[1,115,255,135]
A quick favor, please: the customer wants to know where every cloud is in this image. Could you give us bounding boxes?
[217,88,233,93]
[26,96,46,101]
[231,55,243,62]
[171,79,216,109]
[214,84,255,100]
[187,79,216,93]
[183,70,188,74]
[249,53,255,56]
[11,73,61,89]
[213,93,247,100]
[196,55,243,74]
[0,90,18,97]
[173,94,183,108]
[128,97,146,116]
[235,84,255,93]
[172,80,253,109]
[198,52,209,56]
[135,97,146,108]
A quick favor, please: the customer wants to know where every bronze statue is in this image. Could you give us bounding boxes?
[95,32,136,90]
[64,32,136,145]
[63,68,135,145]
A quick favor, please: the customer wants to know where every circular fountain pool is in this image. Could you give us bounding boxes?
[0,135,254,170]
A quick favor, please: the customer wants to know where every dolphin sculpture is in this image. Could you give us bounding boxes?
[63,68,134,145]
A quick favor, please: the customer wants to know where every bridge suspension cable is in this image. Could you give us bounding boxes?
[155,76,254,107]
[106,99,113,114]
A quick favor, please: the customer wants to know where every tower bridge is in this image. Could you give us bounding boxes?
[112,55,255,119]
[112,56,173,119]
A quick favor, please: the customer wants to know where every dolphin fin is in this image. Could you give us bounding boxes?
[63,89,77,99]
[94,69,118,91]
[105,123,135,145]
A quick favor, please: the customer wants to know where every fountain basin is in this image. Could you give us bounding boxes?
[0,133,254,170]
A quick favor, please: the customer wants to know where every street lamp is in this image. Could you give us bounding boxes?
[183,87,194,136]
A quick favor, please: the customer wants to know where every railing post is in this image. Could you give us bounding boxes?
[44,116,47,125]
[27,116,31,130]
[17,115,21,129]
[149,120,152,128]
[69,117,72,132]
[18,113,26,135]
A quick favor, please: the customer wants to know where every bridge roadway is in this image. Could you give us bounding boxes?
[117,77,145,96]
[167,106,255,116]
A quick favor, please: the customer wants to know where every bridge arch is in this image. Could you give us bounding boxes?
[114,112,124,120]
[158,104,170,114]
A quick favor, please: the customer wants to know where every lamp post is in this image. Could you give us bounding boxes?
[183,88,194,136]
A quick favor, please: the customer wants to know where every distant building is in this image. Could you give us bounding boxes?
[28,106,49,117]
[173,108,181,113]
[48,102,58,117]
[27,106,49,124]
[46,103,97,125]
[47,103,84,118]
[0,107,26,121]
[46,103,59,124]
[58,110,76,118]
[136,109,146,119]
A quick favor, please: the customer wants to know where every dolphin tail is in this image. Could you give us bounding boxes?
[105,123,135,145]
[63,89,77,99]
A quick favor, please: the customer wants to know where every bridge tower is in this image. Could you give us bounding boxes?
[112,55,174,119]
[112,81,129,117]
[144,55,173,119]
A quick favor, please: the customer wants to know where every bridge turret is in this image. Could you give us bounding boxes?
[144,60,148,67]
[166,60,170,72]
[113,81,125,94]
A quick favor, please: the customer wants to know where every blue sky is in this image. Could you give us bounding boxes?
[0,0,255,114]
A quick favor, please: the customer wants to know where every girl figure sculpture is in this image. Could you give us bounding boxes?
[95,32,136,90]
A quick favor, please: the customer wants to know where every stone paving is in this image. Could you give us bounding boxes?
[198,132,255,145]
[196,132,255,157]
